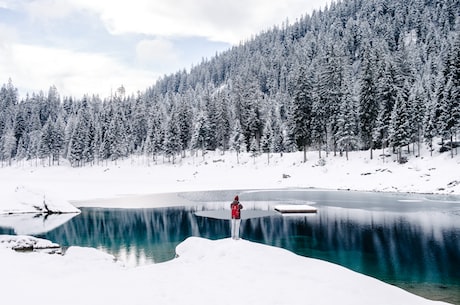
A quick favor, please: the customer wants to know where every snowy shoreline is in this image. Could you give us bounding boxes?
[1,149,459,213]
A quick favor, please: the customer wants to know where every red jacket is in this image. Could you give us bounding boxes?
[231,201,243,219]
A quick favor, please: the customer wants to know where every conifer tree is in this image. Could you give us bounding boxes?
[423,97,438,156]
[389,84,411,162]
[438,33,460,157]
[176,96,193,156]
[358,49,379,159]
[373,58,398,156]
[190,111,211,158]
[68,111,88,167]
[407,79,426,156]
[163,111,182,163]
[337,71,358,160]
[289,66,313,162]
[1,127,16,166]
[214,92,231,153]
[131,94,148,153]
[249,137,259,163]
[39,118,54,165]
[53,116,65,165]
[260,116,274,164]
[229,119,245,164]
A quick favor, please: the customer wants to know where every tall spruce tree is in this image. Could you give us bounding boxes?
[289,66,313,162]
[438,33,460,157]
[337,68,358,160]
[358,49,379,159]
[389,84,411,162]
[229,119,245,164]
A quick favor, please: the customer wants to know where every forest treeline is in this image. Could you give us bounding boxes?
[0,0,459,167]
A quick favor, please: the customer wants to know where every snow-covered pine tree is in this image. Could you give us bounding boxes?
[407,78,426,156]
[316,42,343,157]
[131,93,149,154]
[337,66,358,160]
[245,79,264,150]
[260,114,274,164]
[289,66,313,162]
[389,83,411,163]
[1,127,16,166]
[38,114,65,166]
[52,115,65,165]
[25,104,43,165]
[176,95,193,157]
[190,110,211,159]
[229,119,245,164]
[163,111,182,164]
[13,108,27,156]
[0,79,18,164]
[39,118,54,165]
[213,91,231,154]
[68,103,92,167]
[249,136,259,163]
[423,96,438,156]
[358,48,379,159]
[375,55,398,152]
[438,32,460,157]
[144,105,164,163]
[272,108,286,156]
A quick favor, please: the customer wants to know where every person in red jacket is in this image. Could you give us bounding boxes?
[230,195,243,240]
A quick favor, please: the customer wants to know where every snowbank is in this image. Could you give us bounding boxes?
[0,185,80,215]
[0,235,60,251]
[0,236,449,305]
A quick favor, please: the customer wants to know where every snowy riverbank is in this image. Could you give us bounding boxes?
[1,148,459,213]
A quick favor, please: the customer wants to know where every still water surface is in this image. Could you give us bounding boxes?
[1,189,460,303]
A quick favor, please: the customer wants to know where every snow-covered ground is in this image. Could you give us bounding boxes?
[0,185,80,214]
[1,147,459,213]
[0,236,451,305]
[0,147,458,305]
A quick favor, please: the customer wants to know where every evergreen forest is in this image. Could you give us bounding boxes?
[0,0,459,167]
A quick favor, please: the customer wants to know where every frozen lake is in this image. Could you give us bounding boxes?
[1,189,459,304]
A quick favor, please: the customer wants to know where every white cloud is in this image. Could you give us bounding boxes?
[16,0,329,44]
[136,38,179,68]
[0,0,15,9]
[23,0,74,21]
[0,43,156,98]
[90,0,330,44]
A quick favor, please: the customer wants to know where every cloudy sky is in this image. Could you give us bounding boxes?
[0,0,329,99]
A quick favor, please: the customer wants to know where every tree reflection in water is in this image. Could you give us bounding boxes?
[35,205,459,284]
[38,207,229,265]
[244,207,460,284]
